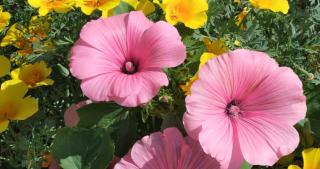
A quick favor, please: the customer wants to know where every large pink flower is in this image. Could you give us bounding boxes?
[114,127,221,169]
[183,49,307,169]
[70,11,186,107]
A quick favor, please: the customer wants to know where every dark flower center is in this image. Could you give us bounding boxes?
[226,100,242,117]
[122,60,138,74]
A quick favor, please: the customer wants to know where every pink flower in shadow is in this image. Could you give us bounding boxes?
[114,127,221,169]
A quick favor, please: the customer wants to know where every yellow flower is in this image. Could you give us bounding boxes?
[180,53,216,95]
[0,24,33,55]
[0,6,11,32]
[29,16,51,39]
[235,7,249,28]
[28,0,74,16]
[1,17,52,56]
[4,61,54,88]
[203,38,228,55]
[123,0,155,15]
[154,0,208,29]
[288,148,320,169]
[0,56,10,78]
[76,0,120,17]
[249,0,289,14]
[0,82,38,133]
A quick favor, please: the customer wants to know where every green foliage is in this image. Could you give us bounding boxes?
[52,127,114,169]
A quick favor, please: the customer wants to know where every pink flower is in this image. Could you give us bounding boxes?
[70,11,186,107]
[183,49,307,169]
[114,128,221,169]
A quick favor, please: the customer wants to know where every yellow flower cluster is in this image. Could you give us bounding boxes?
[0,56,54,133]
[1,16,54,56]
[26,0,210,29]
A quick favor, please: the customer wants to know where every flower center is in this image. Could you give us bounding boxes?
[122,61,137,74]
[226,100,242,117]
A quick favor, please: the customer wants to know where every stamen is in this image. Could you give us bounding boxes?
[125,61,135,73]
[226,100,242,117]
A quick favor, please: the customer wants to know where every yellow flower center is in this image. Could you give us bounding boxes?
[22,69,45,86]
[168,1,192,22]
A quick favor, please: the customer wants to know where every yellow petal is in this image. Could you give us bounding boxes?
[102,9,114,17]
[10,67,21,80]
[10,96,38,120]
[28,0,42,8]
[0,119,9,133]
[0,82,28,100]
[136,0,155,15]
[287,165,302,169]
[249,0,289,14]
[199,52,216,69]
[180,75,198,95]
[80,6,95,15]
[189,0,208,14]
[0,80,23,90]
[0,55,10,77]
[303,148,320,169]
[153,0,165,9]
[35,79,55,87]
[39,7,50,16]
[183,12,208,29]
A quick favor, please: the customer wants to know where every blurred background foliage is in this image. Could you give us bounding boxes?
[0,0,319,168]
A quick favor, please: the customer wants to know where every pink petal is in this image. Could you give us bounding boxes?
[64,100,92,127]
[110,70,168,107]
[199,117,241,169]
[80,73,117,101]
[49,159,60,169]
[126,11,153,57]
[109,73,143,98]
[235,116,300,166]
[241,67,306,125]
[182,137,221,169]
[79,14,128,60]
[70,40,122,80]
[136,21,186,69]
[114,128,221,169]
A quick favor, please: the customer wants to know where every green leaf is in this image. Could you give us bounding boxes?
[310,118,320,137]
[77,102,124,128]
[240,161,252,169]
[52,127,114,169]
[109,111,137,157]
[113,2,134,15]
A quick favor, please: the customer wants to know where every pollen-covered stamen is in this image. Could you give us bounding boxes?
[123,61,138,74]
[226,100,242,117]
